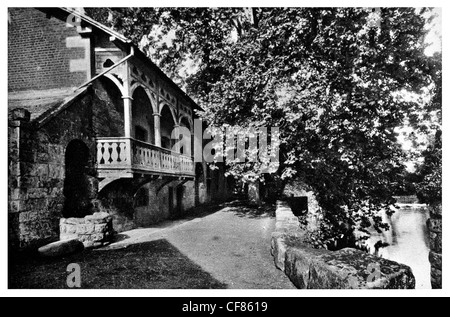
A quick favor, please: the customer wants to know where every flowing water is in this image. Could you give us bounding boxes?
[364,203,431,289]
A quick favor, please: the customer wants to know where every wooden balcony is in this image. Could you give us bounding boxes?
[96,137,195,179]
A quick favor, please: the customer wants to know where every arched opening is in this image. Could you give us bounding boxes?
[134,187,149,207]
[95,76,124,137]
[195,163,205,206]
[132,86,155,144]
[160,105,176,150]
[179,116,193,156]
[63,140,94,218]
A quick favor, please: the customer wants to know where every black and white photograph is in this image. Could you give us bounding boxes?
[3,1,446,299]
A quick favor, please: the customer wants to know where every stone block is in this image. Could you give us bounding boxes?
[28,164,49,178]
[27,188,48,199]
[65,224,77,234]
[91,233,105,242]
[85,223,95,234]
[427,218,442,233]
[76,224,87,234]
[85,211,111,224]
[9,188,25,201]
[26,198,47,212]
[83,240,94,248]
[64,217,86,225]
[48,165,64,179]
[283,246,415,289]
[429,232,442,253]
[38,239,84,257]
[19,211,38,223]
[9,200,22,213]
[94,223,107,233]
[272,200,415,289]
[271,235,288,271]
[60,233,78,241]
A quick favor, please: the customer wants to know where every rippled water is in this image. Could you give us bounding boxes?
[365,204,431,289]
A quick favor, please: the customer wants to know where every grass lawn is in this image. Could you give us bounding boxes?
[9,239,227,289]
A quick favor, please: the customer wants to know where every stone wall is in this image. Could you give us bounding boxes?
[427,204,442,288]
[8,84,126,250]
[60,212,113,248]
[282,180,322,231]
[134,180,195,227]
[8,92,96,250]
[101,178,197,231]
[271,201,416,289]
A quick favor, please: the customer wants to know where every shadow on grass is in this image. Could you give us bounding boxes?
[9,239,227,289]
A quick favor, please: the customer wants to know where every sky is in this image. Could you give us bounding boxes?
[424,7,442,57]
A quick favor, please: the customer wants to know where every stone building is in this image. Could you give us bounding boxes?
[8,7,231,251]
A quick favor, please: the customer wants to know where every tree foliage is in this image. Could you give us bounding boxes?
[86,7,441,246]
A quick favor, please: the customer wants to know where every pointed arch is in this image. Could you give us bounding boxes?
[179,115,193,134]
[132,85,155,144]
[160,104,177,150]
[159,103,177,124]
[103,73,126,97]
[130,83,158,114]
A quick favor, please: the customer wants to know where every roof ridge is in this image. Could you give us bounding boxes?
[60,7,131,44]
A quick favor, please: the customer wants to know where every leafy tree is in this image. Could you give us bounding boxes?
[86,7,441,247]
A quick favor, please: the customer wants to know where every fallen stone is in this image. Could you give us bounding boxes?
[38,239,84,257]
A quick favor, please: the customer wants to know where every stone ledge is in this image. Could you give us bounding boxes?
[271,200,415,289]
[60,212,113,248]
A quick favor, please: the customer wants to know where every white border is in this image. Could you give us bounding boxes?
[1,0,448,298]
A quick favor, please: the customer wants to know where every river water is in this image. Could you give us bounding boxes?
[364,204,431,289]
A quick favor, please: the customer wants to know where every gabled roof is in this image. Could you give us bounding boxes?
[8,87,90,127]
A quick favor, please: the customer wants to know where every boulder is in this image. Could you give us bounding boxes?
[38,238,84,257]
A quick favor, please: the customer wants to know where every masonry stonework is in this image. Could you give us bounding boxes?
[60,211,113,248]
[427,204,442,288]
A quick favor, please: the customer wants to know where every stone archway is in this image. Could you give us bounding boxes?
[63,139,97,218]
[160,105,176,150]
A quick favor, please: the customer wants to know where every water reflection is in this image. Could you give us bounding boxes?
[364,204,431,289]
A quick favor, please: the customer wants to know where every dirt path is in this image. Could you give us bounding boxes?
[105,206,295,289]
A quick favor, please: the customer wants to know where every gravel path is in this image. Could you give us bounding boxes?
[104,206,295,289]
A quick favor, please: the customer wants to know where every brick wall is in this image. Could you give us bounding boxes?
[8,8,89,92]
[427,204,442,288]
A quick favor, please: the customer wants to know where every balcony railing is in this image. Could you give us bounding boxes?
[96,137,194,178]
